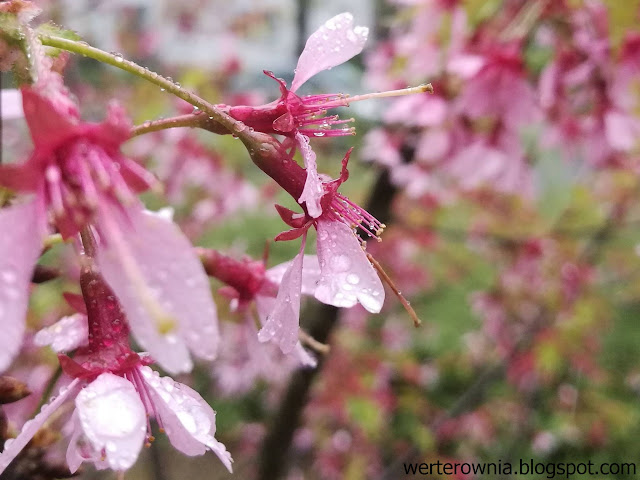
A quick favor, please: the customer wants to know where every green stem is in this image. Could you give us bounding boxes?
[38,35,245,136]
[131,113,231,137]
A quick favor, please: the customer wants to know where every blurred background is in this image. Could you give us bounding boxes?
[4,0,640,479]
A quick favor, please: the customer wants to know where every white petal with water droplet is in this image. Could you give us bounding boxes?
[0,199,45,372]
[291,12,368,92]
[314,219,384,312]
[75,374,146,472]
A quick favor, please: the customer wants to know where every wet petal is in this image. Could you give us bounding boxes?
[139,366,233,472]
[34,313,88,353]
[0,379,82,475]
[291,12,368,92]
[266,254,321,296]
[66,411,109,473]
[255,294,317,368]
[295,133,324,218]
[314,218,384,313]
[0,199,45,372]
[75,373,147,472]
[96,203,220,374]
[257,238,306,354]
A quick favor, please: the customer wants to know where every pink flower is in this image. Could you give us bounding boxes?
[0,368,233,475]
[226,12,369,139]
[0,80,220,375]
[200,248,318,367]
[456,44,540,129]
[258,147,385,354]
[0,268,232,475]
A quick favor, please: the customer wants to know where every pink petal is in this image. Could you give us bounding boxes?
[255,295,316,367]
[265,254,321,296]
[96,203,220,374]
[257,237,306,354]
[75,373,147,472]
[295,133,324,218]
[21,86,79,150]
[254,293,276,327]
[34,313,89,353]
[0,379,82,475]
[0,199,45,372]
[314,219,384,313]
[139,366,233,472]
[66,413,86,473]
[291,12,368,92]
[66,411,110,473]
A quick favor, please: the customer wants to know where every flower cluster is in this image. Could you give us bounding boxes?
[0,6,422,477]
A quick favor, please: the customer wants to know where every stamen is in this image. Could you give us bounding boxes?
[76,159,100,209]
[45,165,65,217]
[87,149,111,189]
[366,253,422,328]
[131,368,165,432]
[331,193,385,240]
[94,150,136,204]
[346,84,434,104]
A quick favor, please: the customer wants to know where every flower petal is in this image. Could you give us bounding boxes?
[21,85,79,150]
[75,373,147,472]
[257,237,306,354]
[0,379,82,476]
[265,254,321,296]
[66,411,110,473]
[255,294,317,368]
[34,313,89,353]
[96,203,220,374]
[139,366,233,472]
[314,218,384,313]
[295,133,324,218]
[0,199,44,372]
[291,12,368,92]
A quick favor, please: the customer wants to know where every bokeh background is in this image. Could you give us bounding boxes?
[4,0,640,479]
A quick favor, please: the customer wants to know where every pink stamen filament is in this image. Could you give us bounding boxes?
[45,165,65,216]
[330,193,385,240]
[130,368,165,434]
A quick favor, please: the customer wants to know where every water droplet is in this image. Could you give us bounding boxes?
[329,255,351,272]
[346,273,360,285]
[112,53,124,63]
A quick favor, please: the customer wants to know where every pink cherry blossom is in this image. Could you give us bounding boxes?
[226,12,368,139]
[456,43,540,129]
[200,248,318,364]
[0,267,232,475]
[0,366,233,475]
[257,147,385,354]
[0,77,219,374]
